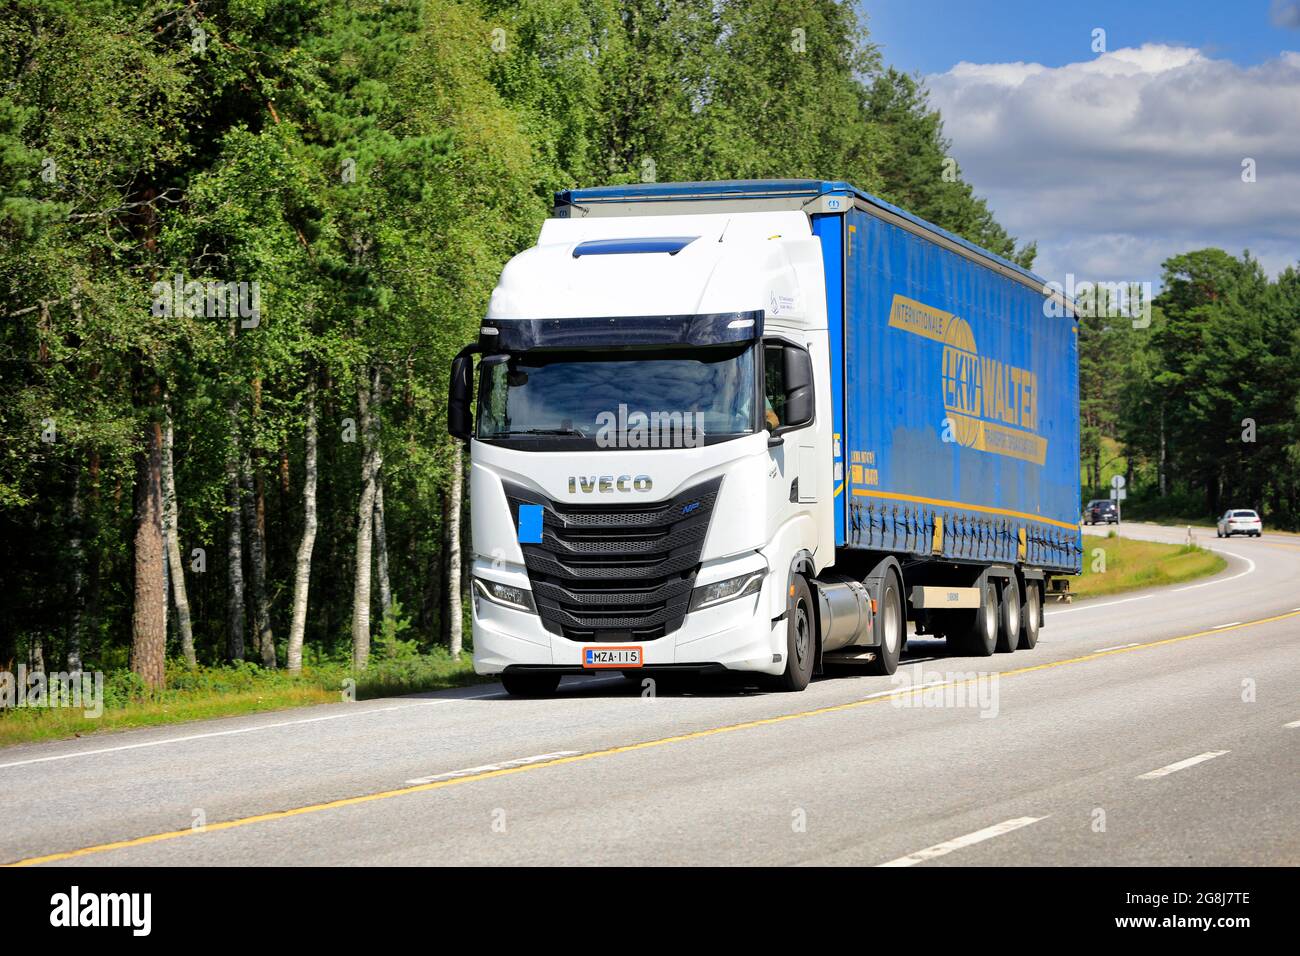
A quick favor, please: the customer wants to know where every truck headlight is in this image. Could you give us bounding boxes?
[473,578,537,613]
[689,570,765,611]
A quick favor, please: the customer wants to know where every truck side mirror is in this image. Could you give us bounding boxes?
[783,345,814,428]
[447,344,480,441]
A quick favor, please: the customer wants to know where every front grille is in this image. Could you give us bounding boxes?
[504,477,722,642]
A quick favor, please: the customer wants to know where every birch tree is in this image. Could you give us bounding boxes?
[287,374,319,674]
[162,405,196,666]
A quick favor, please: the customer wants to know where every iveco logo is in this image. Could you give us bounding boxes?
[567,475,653,493]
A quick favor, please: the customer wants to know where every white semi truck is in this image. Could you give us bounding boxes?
[448,180,1081,696]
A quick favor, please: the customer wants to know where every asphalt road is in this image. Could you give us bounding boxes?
[3,521,1297,866]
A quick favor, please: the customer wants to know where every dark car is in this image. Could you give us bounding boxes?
[1084,498,1118,525]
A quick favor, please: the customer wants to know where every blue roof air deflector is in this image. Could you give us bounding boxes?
[572,236,698,258]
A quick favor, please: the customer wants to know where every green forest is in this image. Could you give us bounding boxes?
[1,0,1297,693]
[1079,250,1300,527]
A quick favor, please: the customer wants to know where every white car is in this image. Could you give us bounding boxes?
[1217,509,1262,537]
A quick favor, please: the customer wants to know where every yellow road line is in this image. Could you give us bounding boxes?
[849,488,1079,531]
[8,608,1299,867]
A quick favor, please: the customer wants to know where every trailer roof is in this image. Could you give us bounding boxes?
[556,179,1050,292]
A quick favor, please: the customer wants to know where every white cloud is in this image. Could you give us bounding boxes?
[926,44,1300,288]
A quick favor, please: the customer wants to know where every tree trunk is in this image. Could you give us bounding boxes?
[83,449,102,667]
[372,367,392,624]
[242,446,275,667]
[226,397,246,662]
[132,415,167,689]
[447,439,464,658]
[351,365,380,670]
[1158,406,1167,498]
[287,376,318,674]
[374,477,393,622]
[162,406,196,666]
[67,472,85,673]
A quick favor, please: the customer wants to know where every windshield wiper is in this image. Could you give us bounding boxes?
[499,427,589,438]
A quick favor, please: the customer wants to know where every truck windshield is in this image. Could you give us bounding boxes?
[477,344,757,447]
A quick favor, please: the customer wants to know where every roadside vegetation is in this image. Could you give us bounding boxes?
[1073,532,1226,599]
[0,644,482,747]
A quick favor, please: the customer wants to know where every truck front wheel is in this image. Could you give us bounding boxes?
[774,574,815,692]
[500,670,562,697]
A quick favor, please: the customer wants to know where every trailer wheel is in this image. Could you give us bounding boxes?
[948,580,997,657]
[996,580,1020,653]
[865,569,903,675]
[500,670,561,697]
[774,574,815,692]
[1019,582,1041,650]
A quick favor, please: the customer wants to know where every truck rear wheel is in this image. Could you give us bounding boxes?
[946,580,997,657]
[996,580,1020,653]
[865,569,903,675]
[1019,581,1041,649]
[774,574,815,692]
[500,670,562,697]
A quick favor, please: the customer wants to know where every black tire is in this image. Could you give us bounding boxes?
[774,574,815,691]
[996,579,1020,653]
[865,569,904,675]
[952,579,997,657]
[500,670,561,697]
[1019,581,1041,649]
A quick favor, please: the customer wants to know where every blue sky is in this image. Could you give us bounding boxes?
[859,1,1300,288]
[864,0,1300,74]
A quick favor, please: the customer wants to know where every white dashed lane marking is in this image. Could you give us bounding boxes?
[1138,751,1229,780]
[877,817,1047,867]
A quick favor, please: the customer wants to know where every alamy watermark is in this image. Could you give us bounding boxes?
[890,660,1000,718]
[595,404,705,449]
[1042,273,1152,328]
[1,667,104,718]
[151,273,261,328]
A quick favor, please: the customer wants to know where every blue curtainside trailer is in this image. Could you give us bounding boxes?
[837,199,1082,573]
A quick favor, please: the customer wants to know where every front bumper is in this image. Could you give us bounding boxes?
[472,567,785,676]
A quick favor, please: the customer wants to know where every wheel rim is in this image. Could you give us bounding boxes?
[884,589,901,653]
[1008,591,1020,635]
[794,602,810,667]
[984,588,996,641]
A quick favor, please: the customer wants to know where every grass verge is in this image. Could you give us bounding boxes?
[1073,532,1226,599]
[0,651,487,749]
